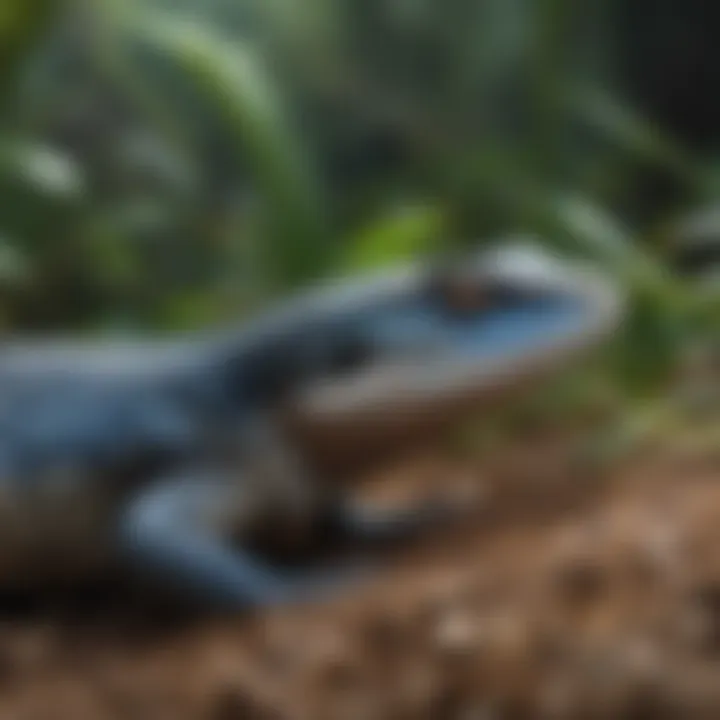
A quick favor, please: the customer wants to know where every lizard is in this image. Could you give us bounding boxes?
[0,240,623,613]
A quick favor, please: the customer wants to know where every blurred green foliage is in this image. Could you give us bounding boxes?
[0,0,716,396]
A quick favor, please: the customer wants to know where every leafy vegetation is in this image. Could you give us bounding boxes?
[0,0,716,404]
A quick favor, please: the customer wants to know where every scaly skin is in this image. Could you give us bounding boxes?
[0,242,623,612]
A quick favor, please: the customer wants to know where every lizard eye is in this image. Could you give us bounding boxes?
[426,264,504,317]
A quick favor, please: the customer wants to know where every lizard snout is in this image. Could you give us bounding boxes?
[426,240,575,318]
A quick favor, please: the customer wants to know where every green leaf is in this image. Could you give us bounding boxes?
[537,194,694,394]
[0,235,31,286]
[0,140,85,201]
[338,202,447,274]
[552,193,669,289]
[0,140,86,246]
[0,0,59,102]
[572,86,698,184]
[127,11,330,286]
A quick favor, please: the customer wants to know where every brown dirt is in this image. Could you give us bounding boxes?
[1,430,720,719]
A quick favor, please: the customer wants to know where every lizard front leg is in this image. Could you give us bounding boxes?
[115,467,368,613]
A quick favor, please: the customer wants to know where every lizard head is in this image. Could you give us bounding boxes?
[281,240,624,475]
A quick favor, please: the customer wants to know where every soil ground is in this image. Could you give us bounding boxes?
[0,426,719,719]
